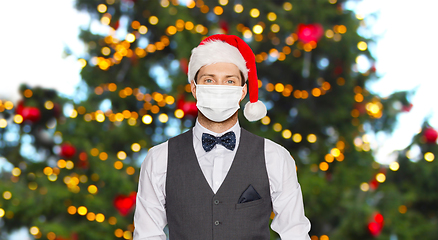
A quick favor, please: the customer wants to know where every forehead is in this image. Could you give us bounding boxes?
[198,62,240,75]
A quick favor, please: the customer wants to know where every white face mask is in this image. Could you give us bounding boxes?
[194,82,244,122]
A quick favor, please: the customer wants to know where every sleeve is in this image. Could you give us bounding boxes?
[265,139,311,240]
[133,142,169,240]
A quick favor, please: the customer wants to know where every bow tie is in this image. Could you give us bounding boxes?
[202,131,236,152]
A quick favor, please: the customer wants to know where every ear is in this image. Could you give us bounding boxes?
[190,80,197,100]
[240,83,248,102]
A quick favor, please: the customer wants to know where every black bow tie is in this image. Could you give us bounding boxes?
[202,131,236,152]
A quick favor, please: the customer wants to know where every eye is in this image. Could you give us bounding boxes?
[204,78,213,83]
[226,79,236,84]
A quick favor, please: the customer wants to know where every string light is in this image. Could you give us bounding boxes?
[3,191,12,200]
[398,205,407,214]
[282,129,292,139]
[389,162,400,171]
[213,6,223,15]
[357,41,367,51]
[261,116,270,125]
[95,213,105,222]
[219,0,228,6]
[101,14,111,25]
[249,8,260,18]
[267,12,277,21]
[360,182,370,191]
[273,123,282,132]
[307,134,317,143]
[283,2,293,11]
[320,235,329,240]
[29,226,40,236]
[115,229,124,238]
[78,206,88,215]
[271,24,280,33]
[114,161,123,170]
[319,162,329,171]
[97,4,107,13]
[0,119,7,128]
[234,4,243,13]
[325,154,334,163]
[186,0,196,8]
[88,185,98,194]
[253,24,263,34]
[375,173,386,183]
[149,16,159,25]
[424,152,435,162]
[109,216,117,225]
[292,133,302,143]
[87,212,96,221]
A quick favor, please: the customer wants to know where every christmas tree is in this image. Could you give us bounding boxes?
[1,0,434,239]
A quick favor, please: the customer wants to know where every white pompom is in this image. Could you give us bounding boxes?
[243,100,267,122]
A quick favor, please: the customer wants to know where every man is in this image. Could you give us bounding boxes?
[133,34,311,239]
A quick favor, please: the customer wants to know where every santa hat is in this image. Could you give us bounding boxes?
[188,34,267,122]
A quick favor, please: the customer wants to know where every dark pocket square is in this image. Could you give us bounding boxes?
[238,184,262,204]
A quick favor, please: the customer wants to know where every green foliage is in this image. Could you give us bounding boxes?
[1,0,434,239]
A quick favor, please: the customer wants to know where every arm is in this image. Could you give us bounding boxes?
[265,139,311,240]
[133,142,168,240]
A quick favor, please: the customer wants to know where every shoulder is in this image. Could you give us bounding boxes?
[147,141,169,156]
[264,138,294,162]
[139,141,169,175]
[172,129,192,139]
[240,128,264,143]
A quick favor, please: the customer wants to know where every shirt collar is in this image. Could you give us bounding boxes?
[193,118,241,146]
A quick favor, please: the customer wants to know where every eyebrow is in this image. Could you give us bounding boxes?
[198,74,240,79]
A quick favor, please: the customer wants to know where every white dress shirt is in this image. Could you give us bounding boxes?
[133,120,311,240]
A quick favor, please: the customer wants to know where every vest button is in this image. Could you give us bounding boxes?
[214,220,220,226]
[214,200,220,205]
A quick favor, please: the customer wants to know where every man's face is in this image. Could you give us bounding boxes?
[190,62,247,102]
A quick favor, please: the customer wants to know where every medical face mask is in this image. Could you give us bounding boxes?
[194,82,244,122]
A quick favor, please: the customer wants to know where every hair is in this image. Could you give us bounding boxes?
[194,70,246,86]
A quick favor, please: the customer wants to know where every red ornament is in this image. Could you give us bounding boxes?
[130,54,139,65]
[296,23,324,43]
[354,103,366,115]
[368,212,384,237]
[110,20,120,30]
[219,20,229,34]
[334,65,343,75]
[369,179,379,190]
[15,100,41,123]
[401,103,413,112]
[17,107,41,123]
[15,100,24,114]
[60,143,76,159]
[22,107,41,123]
[177,95,198,118]
[77,152,89,169]
[424,127,438,143]
[368,222,381,237]
[114,192,137,216]
[52,103,62,118]
[180,58,188,74]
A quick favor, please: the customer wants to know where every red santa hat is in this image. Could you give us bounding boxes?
[188,34,267,122]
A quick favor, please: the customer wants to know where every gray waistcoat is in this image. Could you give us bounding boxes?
[166,128,272,240]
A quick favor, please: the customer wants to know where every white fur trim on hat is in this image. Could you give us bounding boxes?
[188,40,249,83]
[244,100,267,122]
